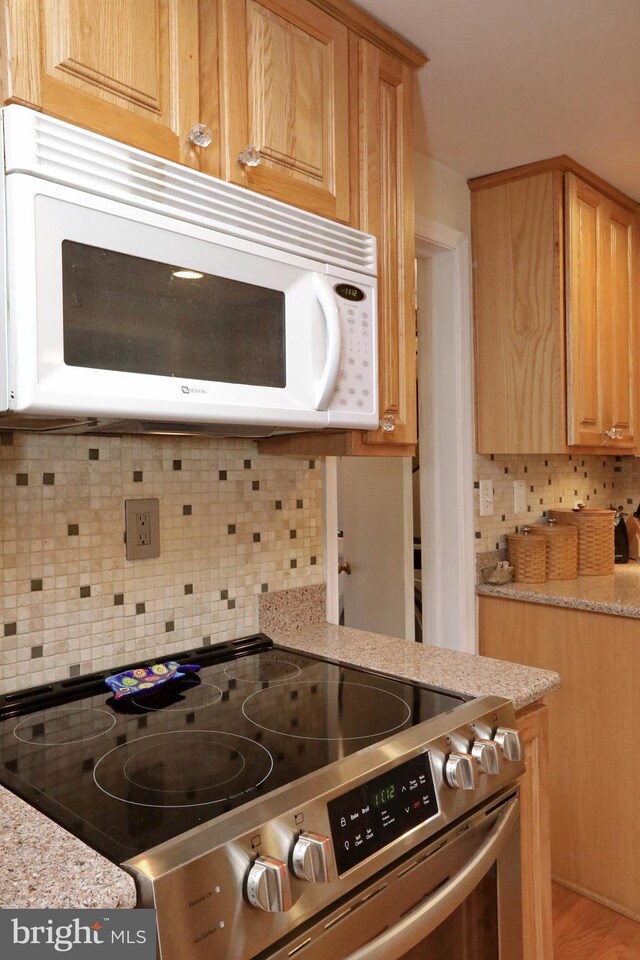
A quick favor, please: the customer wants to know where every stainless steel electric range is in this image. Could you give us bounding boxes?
[0,635,525,960]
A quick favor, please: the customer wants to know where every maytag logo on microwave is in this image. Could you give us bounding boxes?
[180,385,207,395]
[0,909,156,958]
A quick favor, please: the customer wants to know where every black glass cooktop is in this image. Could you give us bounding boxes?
[0,636,465,863]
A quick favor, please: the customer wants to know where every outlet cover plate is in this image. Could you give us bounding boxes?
[513,480,527,515]
[125,498,160,560]
[479,479,493,517]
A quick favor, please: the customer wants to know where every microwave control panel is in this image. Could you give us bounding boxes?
[327,280,376,425]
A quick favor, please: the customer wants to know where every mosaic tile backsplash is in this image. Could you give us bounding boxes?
[0,434,324,692]
[474,452,640,574]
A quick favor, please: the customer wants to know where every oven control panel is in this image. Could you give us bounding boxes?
[327,751,439,874]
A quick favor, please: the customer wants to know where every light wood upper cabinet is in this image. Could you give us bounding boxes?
[215,0,350,221]
[351,38,417,450]
[471,159,639,455]
[472,171,566,454]
[1,0,200,165]
[257,33,420,458]
[566,174,636,448]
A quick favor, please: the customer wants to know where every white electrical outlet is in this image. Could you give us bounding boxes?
[479,479,493,517]
[513,480,527,514]
[135,510,152,546]
[125,498,160,560]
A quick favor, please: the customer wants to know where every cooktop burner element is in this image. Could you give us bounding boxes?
[94,730,274,808]
[13,706,116,745]
[224,652,302,683]
[0,636,466,862]
[242,680,412,740]
[127,679,223,712]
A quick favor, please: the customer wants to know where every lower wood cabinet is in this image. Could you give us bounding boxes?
[515,701,554,960]
[480,595,640,922]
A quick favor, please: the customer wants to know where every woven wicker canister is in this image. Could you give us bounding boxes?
[549,508,615,575]
[506,529,547,583]
[529,522,578,580]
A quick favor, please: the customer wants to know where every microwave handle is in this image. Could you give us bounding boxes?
[341,796,519,960]
[313,274,342,410]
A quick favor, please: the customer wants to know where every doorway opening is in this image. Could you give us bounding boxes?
[326,218,476,653]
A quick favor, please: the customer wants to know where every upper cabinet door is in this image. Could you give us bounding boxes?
[217,0,350,221]
[353,39,417,449]
[565,175,606,446]
[565,174,637,449]
[472,172,567,455]
[3,0,200,165]
[604,199,636,449]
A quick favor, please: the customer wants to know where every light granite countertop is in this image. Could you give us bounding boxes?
[477,561,640,618]
[0,787,137,909]
[270,622,560,712]
[0,622,560,910]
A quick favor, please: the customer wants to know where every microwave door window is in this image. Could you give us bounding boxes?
[61,241,286,388]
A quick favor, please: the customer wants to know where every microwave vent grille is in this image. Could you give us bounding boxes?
[3,108,377,276]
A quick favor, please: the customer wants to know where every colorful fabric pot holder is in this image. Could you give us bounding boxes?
[105,661,201,699]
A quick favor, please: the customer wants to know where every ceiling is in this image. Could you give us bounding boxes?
[355,0,640,201]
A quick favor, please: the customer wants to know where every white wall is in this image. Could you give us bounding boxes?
[414,152,471,234]
[413,152,476,652]
[327,152,474,646]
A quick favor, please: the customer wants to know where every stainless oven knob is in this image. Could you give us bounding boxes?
[444,753,479,790]
[292,832,337,884]
[471,739,501,775]
[245,856,292,912]
[494,727,523,762]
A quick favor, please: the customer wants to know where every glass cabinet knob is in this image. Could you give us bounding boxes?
[188,124,213,148]
[238,145,262,167]
[380,414,396,432]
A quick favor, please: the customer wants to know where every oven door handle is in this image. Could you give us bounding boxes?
[343,797,519,960]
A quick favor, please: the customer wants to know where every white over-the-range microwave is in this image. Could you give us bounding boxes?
[0,106,378,437]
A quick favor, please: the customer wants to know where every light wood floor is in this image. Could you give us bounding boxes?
[553,883,640,959]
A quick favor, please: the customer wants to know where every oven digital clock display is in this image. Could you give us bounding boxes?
[334,283,366,302]
[327,753,439,874]
[372,784,395,808]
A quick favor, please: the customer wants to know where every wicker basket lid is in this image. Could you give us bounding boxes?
[528,523,577,539]
[550,508,614,517]
[506,530,545,544]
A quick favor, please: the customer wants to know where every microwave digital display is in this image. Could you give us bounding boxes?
[62,241,286,388]
[334,283,366,302]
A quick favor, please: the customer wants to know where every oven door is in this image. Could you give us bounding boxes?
[269,791,522,960]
